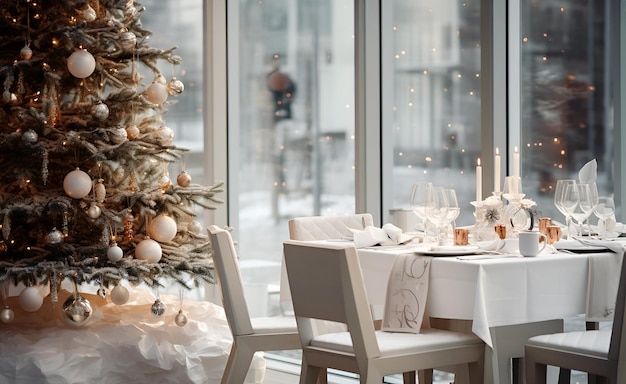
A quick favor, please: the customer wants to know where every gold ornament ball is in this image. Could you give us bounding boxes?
[67,50,96,78]
[175,309,188,326]
[126,125,140,140]
[111,285,130,305]
[167,78,185,96]
[146,82,168,105]
[20,45,32,60]
[177,170,192,187]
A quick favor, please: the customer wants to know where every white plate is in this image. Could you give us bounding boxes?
[416,245,481,256]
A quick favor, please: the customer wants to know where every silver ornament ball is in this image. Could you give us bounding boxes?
[151,298,166,317]
[167,78,185,96]
[1,306,14,323]
[22,129,38,144]
[119,31,137,49]
[110,127,128,144]
[175,309,188,327]
[92,102,110,121]
[63,294,93,326]
[47,227,64,244]
[87,203,102,219]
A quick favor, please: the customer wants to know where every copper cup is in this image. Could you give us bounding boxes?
[494,224,506,240]
[538,217,552,235]
[454,228,469,246]
[546,225,561,245]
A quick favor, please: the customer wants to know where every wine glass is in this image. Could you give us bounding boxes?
[441,188,461,243]
[426,186,450,245]
[554,179,576,239]
[594,196,616,239]
[410,182,433,233]
[570,184,593,236]
[562,183,580,237]
[502,176,524,202]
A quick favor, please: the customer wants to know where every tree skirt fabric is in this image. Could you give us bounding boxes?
[0,287,265,384]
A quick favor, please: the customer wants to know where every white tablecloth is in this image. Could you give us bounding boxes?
[0,287,265,384]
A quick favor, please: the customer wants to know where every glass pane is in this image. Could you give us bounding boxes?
[384,0,481,226]
[229,1,355,315]
[520,1,612,222]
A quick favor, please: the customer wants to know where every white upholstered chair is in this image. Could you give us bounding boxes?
[525,248,626,384]
[283,240,485,384]
[287,213,374,241]
[208,225,301,384]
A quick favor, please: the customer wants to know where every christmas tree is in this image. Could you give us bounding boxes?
[0,0,223,324]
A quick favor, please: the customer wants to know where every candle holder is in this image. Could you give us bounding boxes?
[471,195,504,241]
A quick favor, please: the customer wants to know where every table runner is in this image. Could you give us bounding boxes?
[381,254,432,333]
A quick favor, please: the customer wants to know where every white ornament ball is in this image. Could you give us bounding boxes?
[110,127,128,144]
[20,45,32,60]
[87,202,102,219]
[135,238,162,263]
[189,220,203,234]
[19,287,44,312]
[1,306,14,323]
[150,215,177,242]
[110,285,130,305]
[145,82,168,105]
[107,244,124,262]
[81,5,97,22]
[63,168,92,199]
[175,309,188,326]
[67,50,96,79]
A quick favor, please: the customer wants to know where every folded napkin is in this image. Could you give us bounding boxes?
[578,158,597,185]
[381,253,432,333]
[587,252,623,321]
[349,223,416,248]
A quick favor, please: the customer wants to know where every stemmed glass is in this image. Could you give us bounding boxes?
[426,186,450,245]
[594,196,616,239]
[410,182,433,233]
[569,183,593,237]
[441,188,460,243]
[554,179,577,239]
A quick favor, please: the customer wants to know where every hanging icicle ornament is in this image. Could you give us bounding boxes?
[49,273,60,303]
[63,168,92,199]
[94,179,106,203]
[123,211,135,243]
[176,170,192,187]
[67,49,96,78]
[167,77,184,96]
[97,285,107,299]
[42,149,49,185]
[110,285,129,305]
[135,238,162,263]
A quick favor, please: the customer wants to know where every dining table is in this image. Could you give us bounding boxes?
[282,237,625,384]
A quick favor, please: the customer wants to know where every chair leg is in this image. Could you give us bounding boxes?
[316,368,328,384]
[402,370,417,384]
[300,363,322,384]
[221,342,254,384]
[416,369,432,384]
[557,368,571,384]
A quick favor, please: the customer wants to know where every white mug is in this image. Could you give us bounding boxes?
[518,230,547,257]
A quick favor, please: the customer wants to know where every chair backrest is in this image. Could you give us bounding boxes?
[208,225,254,336]
[288,214,374,241]
[609,251,626,365]
[283,240,380,359]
